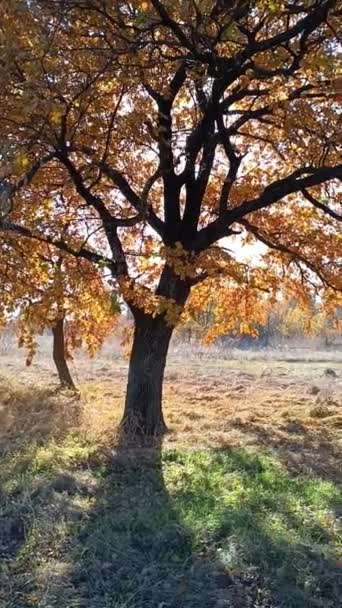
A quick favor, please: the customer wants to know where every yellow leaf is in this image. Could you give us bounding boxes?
[50,106,64,125]
[16,155,30,171]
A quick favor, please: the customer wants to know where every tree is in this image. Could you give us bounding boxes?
[280,297,342,344]
[0,234,119,388]
[0,0,341,435]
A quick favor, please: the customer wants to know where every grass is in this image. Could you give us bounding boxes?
[1,439,341,606]
[0,360,341,608]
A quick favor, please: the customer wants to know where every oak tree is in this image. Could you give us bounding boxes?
[0,0,341,435]
[0,235,118,388]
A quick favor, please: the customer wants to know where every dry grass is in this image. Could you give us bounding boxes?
[1,349,342,478]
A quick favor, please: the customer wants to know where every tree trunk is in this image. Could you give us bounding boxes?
[121,312,173,436]
[52,318,76,390]
[121,266,190,437]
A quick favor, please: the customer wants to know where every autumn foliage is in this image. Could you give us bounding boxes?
[0,0,341,434]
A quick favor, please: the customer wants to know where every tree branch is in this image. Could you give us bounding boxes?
[68,145,165,238]
[302,189,342,221]
[0,219,118,275]
[0,152,55,204]
[96,160,165,238]
[150,0,195,52]
[195,164,342,250]
[145,62,187,241]
[239,218,337,290]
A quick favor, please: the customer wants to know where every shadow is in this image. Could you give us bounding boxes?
[211,449,341,608]
[40,434,244,608]
[1,407,340,607]
[1,431,283,608]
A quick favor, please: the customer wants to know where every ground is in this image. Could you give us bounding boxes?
[0,340,341,607]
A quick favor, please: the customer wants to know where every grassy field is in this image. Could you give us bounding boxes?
[0,345,341,607]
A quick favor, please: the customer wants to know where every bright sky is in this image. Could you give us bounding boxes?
[221,235,267,264]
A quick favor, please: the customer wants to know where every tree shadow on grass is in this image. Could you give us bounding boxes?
[37,436,254,608]
[1,419,341,608]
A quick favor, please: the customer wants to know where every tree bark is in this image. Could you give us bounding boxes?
[121,312,173,436]
[52,317,76,389]
[121,266,191,436]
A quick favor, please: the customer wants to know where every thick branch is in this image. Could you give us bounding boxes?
[0,152,55,204]
[69,145,165,238]
[182,129,217,241]
[217,114,242,215]
[145,63,187,241]
[231,166,342,221]
[57,152,129,273]
[150,0,195,52]
[195,164,342,250]
[97,160,165,238]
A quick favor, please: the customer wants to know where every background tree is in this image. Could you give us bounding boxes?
[0,0,341,435]
[280,297,342,344]
[179,288,342,347]
[0,235,119,388]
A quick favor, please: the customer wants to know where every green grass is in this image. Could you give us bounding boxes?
[1,436,341,608]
